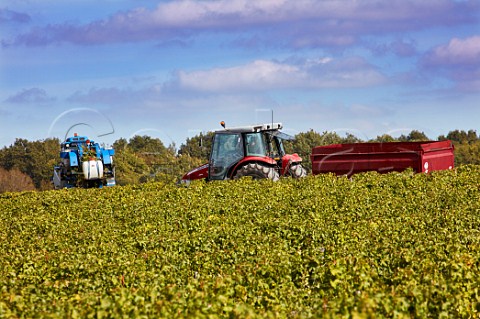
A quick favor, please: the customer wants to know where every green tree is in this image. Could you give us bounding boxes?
[370,134,396,142]
[113,135,185,184]
[439,129,478,144]
[26,139,59,190]
[112,146,148,185]
[0,138,59,190]
[398,130,430,142]
[466,129,478,143]
[178,132,213,162]
[284,130,362,172]
[128,135,168,154]
[0,138,30,171]
[454,142,480,165]
[439,129,480,166]
[113,138,149,185]
[444,129,469,143]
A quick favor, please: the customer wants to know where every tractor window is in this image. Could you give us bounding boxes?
[264,133,286,159]
[63,142,78,151]
[274,137,286,157]
[209,133,244,180]
[245,133,267,157]
[270,131,292,158]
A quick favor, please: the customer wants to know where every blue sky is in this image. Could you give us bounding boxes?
[1,0,479,148]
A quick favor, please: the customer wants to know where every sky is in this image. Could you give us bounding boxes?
[1,0,479,149]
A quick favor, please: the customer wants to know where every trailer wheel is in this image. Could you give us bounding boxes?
[233,163,279,181]
[288,164,307,178]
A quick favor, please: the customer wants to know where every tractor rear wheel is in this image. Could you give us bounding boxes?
[288,164,307,178]
[233,163,280,181]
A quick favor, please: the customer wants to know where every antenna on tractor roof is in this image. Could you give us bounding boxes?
[271,109,274,131]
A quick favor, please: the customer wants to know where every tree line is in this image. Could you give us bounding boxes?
[0,129,479,193]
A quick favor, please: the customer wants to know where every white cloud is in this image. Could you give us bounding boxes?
[174,57,386,92]
[148,0,310,27]
[145,0,475,29]
[421,36,480,92]
[425,36,480,66]
[176,60,301,91]
[5,0,478,47]
[5,88,55,104]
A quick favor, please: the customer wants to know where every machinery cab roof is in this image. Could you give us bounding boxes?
[64,135,90,144]
[215,122,294,140]
[216,122,283,133]
[61,134,97,151]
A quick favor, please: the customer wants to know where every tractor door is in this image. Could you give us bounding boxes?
[271,131,294,157]
[209,132,244,180]
[245,132,268,157]
[264,132,285,160]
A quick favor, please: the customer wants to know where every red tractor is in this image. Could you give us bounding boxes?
[180,122,306,184]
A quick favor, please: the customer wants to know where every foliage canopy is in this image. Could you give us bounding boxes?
[0,166,479,317]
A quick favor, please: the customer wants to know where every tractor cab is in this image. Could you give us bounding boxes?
[181,122,306,183]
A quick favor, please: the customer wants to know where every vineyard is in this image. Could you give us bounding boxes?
[1,166,479,318]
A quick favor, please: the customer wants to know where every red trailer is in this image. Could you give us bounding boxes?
[311,140,454,176]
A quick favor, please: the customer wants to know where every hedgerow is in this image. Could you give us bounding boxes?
[1,166,479,318]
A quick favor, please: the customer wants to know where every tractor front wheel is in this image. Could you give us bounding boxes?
[288,164,307,178]
[233,163,280,181]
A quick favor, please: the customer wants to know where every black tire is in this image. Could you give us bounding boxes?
[233,163,280,181]
[288,164,307,178]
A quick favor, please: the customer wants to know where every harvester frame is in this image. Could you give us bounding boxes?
[53,133,115,189]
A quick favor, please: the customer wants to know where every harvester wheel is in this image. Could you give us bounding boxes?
[288,164,307,178]
[234,163,280,181]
